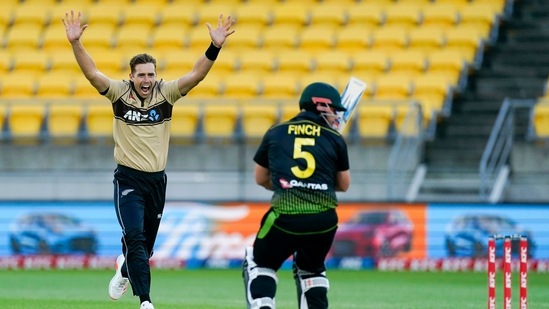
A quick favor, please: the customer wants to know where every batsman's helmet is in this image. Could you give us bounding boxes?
[299,82,347,113]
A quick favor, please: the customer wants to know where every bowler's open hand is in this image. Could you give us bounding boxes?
[62,10,88,43]
[206,14,236,48]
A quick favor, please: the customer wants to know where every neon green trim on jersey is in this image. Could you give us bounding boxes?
[257,211,279,239]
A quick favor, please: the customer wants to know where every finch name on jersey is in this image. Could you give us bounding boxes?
[288,124,320,136]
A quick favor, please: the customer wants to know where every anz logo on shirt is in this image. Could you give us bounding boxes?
[123,108,162,124]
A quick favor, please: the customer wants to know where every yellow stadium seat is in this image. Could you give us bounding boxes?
[262,26,299,51]
[309,3,346,29]
[298,73,341,94]
[0,5,14,28]
[240,103,279,140]
[458,3,498,38]
[335,25,372,53]
[205,49,236,75]
[85,103,114,141]
[161,50,202,75]
[389,50,427,78]
[275,50,313,77]
[185,26,216,51]
[261,73,300,99]
[72,77,100,99]
[373,74,413,101]
[427,49,466,85]
[0,51,12,73]
[4,24,43,51]
[201,104,239,140]
[0,104,6,139]
[150,25,186,55]
[408,27,445,54]
[12,4,50,28]
[444,26,484,64]
[80,24,116,51]
[47,104,84,142]
[186,75,222,99]
[475,0,508,12]
[170,102,200,142]
[121,4,160,28]
[421,3,459,30]
[83,4,122,28]
[0,73,36,98]
[298,26,336,53]
[8,104,46,143]
[49,4,77,28]
[371,26,409,53]
[412,74,452,120]
[225,27,262,51]
[233,3,272,30]
[49,51,81,76]
[271,3,310,27]
[280,102,299,122]
[41,24,70,52]
[195,4,235,26]
[436,0,470,10]
[91,50,126,77]
[35,73,74,99]
[533,100,549,137]
[384,3,422,30]
[346,3,385,30]
[237,49,276,76]
[114,24,153,54]
[11,51,49,77]
[313,50,351,77]
[351,50,389,79]
[357,103,394,138]
[222,73,260,99]
[158,4,197,28]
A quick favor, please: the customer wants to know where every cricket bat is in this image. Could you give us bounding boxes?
[338,77,367,133]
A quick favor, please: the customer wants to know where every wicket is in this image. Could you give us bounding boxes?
[487,235,528,309]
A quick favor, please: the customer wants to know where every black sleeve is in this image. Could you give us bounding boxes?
[337,137,350,171]
[253,130,271,168]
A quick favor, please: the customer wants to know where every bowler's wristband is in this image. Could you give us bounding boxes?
[205,42,221,61]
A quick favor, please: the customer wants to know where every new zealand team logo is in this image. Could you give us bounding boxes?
[149,109,160,121]
[123,108,162,123]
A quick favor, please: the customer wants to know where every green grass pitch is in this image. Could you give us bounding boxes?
[0,269,547,309]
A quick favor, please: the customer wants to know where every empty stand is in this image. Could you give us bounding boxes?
[12,3,50,28]
[421,3,459,30]
[534,100,549,138]
[0,73,36,98]
[335,25,372,53]
[458,2,499,38]
[186,75,222,98]
[373,74,413,101]
[275,50,313,77]
[233,3,272,30]
[160,50,202,77]
[41,24,70,52]
[114,24,154,54]
[384,3,422,30]
[389,50,427,78]
[80,24,116,51]
[120,4,160,28]
[0,51,12,73]
[83,4,122,28]
[444,25,485,64]
[149,24,186,56]
[72,77,100,99]
[194,4,235,26]
[201,104,239,140]
[298,26,336,53]
[7,104,46,143]
[240,103,279,140]
[85,103,114,141]
[271,3,310,28]
[35,73,74,99]
[346,3,385,30]
[408,27,445,54]
[49,51,82,77]
[47,104,84,143]
[312,50,351,78]
[308,3,346,29]
[237,49,275,76]
[3,24,43,51]
[158,4,197,28]
[222,73,260,99]
[412,74,452,120]
[224,27,262,51]
[261,26,299,50]
[170,102,200,142]
[427,49,467,85]
[357,103,395,139]
[261,73,300,99]
[370,26,409,53]
[351,50,389,80]
[209,49,238,75]
[11,51,49,78]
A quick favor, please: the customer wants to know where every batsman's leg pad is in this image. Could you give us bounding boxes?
[243,247,277,309]
[293,262,330,309]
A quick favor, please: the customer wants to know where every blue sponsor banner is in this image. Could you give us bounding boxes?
[427,204,549,259]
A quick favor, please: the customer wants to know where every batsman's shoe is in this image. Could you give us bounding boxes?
[140,301,154,309]
[109,254,129,300]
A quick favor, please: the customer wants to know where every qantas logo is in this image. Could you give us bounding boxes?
[279,178,328,190]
